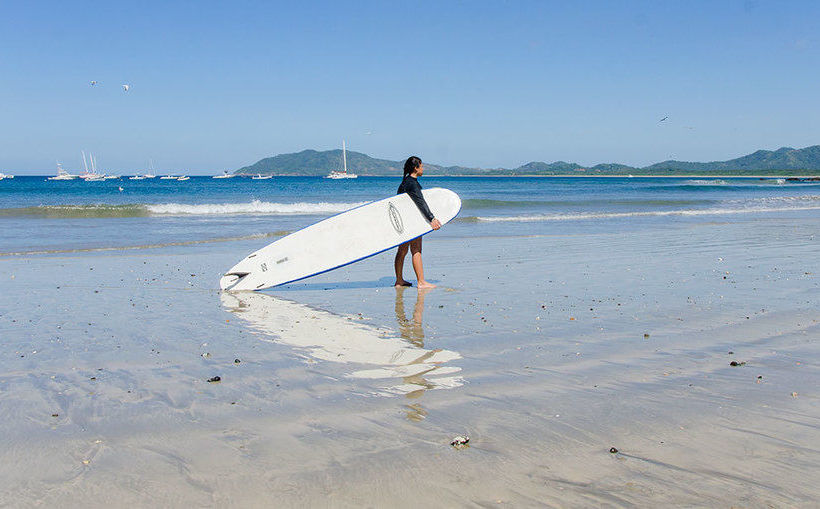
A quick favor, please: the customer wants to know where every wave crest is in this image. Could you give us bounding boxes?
[146,200,366,216]
[0,200,367,218]
[468,204,820,222]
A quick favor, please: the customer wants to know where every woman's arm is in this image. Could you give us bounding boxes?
[405,179,435,222]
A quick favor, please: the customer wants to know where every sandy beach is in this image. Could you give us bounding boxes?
[1,208,818,507]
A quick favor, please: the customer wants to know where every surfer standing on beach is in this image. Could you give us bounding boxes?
[394,156,441,289]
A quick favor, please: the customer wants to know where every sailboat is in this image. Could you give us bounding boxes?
[48,162,78,180]
[326,140,358,179]
[81,152,105,181]
[143,160,157,178]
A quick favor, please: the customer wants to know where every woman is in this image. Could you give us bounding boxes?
[394,156,442,288]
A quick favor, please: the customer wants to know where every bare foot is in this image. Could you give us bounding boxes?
[417,280,437,289]
[394,280,412,287]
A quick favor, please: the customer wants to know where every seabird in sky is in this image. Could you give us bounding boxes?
[122,84,131,92]
[659,116,668,122]
[90,80,97,86]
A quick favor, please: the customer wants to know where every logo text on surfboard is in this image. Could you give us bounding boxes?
[388,202,404,234]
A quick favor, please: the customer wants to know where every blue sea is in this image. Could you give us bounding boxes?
[1,175,819,255]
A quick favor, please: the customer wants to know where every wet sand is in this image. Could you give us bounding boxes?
[1,216,819,507]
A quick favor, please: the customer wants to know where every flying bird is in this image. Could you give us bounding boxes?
[90,80,97,86]
[659,116,668,122]
[122,84,131,92]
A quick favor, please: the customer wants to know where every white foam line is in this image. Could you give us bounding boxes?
[475,205,820,222]
[146,200,367,216]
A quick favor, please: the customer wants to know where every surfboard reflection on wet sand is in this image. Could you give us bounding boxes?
[220,290,463,397]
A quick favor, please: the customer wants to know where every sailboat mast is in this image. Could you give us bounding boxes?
[81,151,88,173]
[342,140,347,174]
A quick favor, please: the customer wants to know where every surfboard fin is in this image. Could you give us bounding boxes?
[220,272,250,291]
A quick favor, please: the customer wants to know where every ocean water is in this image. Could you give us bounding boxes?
[1,175,819,255]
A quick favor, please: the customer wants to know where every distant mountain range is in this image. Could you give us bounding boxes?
[236,145,820,176]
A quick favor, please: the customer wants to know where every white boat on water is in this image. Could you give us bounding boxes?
[160,175,178,180]
[129,175,146,180]
[251,173,273,180]
[0,173,13,180]
[326,140,357,179]
[79,152,107,181]
[177,175,190,181]
[143,160,157,178]
[213,171,234,179]
[48,163,78,180]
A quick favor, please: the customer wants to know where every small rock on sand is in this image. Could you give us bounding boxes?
[610,447,619,454]
[450,435,470,448]
[207,376,221,383]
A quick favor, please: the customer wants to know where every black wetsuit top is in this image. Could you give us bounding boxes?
[397,175,435,222]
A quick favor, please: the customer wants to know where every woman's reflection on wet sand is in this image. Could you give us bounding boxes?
[221,291,463,400]
[394,286,430,347]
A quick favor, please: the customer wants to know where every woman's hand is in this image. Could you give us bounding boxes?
[431,218,441,230]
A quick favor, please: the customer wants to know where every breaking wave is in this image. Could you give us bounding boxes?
[0,200,367,218]
[462,203,820,222]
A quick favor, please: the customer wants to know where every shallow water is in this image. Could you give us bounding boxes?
[3,175,820,254]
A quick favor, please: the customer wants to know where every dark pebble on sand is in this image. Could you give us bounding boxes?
[643,333,650,338]
[609,447,618,454]
[51,413,59,417]
[234,358,241,364]
[729,361,746,367]
[207,376,221,383]
[728,351,734,355]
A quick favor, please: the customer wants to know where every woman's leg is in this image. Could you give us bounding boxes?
[410,237,436,288]
[394,242,411,286]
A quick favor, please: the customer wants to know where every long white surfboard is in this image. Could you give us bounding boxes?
[220,187,461,291]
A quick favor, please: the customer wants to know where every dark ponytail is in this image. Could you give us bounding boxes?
[403,156,422,176]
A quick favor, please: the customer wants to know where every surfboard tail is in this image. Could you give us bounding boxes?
[220,272,250,291]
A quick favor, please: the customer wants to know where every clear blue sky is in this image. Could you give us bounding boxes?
[1,1,818,174]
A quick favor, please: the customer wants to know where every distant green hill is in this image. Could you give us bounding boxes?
[236,145,820,176]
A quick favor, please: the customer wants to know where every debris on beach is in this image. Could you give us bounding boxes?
[643,333,650,338]
[234,358,241,364]
[791,392,798,398]
[201,352,211,358]
[450,435,470,448]
[609,447,619,454]
[729,361,746,367]
[207,376,221,383]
